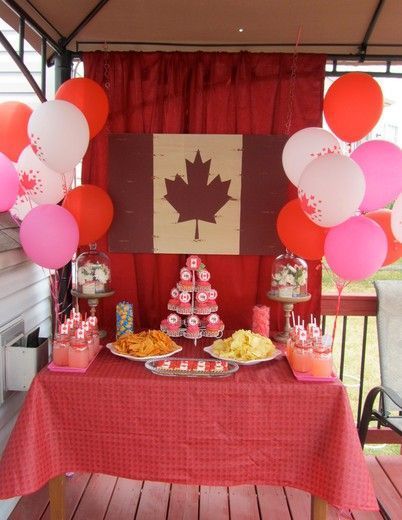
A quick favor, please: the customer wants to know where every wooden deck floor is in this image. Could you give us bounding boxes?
[9,456,402,519]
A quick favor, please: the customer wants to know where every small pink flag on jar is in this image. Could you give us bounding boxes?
[252,305,270,338]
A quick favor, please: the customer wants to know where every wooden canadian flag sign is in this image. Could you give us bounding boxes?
[108,134,287,255]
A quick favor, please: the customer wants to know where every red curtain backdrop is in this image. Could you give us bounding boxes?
[82,51,326,333]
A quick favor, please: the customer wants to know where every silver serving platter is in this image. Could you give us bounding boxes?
[145,358,239,378]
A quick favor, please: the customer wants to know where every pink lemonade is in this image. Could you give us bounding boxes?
[311,351,333,377]
[292,345,312,373]
[69,339,89,369]
[52,334,70,366]
[52,344,69,366]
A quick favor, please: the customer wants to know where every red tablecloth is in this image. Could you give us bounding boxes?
[0,337,377,511]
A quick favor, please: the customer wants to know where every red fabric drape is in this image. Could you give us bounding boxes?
[82,51,326,332]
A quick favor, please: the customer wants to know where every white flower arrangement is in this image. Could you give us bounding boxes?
[77,262,111,285]
[273,263,307,288]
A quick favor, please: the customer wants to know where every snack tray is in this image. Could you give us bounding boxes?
[106,342,182,362]
[145,358,239,378]
[48,346,102,374]
[285,353,337,382]
[203,345,282,366]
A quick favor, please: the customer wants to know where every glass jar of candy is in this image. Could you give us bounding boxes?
[74,243,112,295]
[270,252,308,298]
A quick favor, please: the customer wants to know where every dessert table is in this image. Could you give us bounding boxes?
[0,337,377,519]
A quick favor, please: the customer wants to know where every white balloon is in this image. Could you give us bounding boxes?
[9,193,38,222]
[298,154,366,227]
[391,192,402,242]
[282,127,341,187]
[28,100,89,173]
[17,146,74,205]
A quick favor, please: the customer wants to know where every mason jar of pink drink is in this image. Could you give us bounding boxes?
[69,338,90,368]
[311,346,333,377]
[286,337,294,365]
[52,334,70,366]
[292,341,312,373]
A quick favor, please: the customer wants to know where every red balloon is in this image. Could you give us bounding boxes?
[323,72,383,143]
[366,209,402,266]
[276,199,328,260]
[0,101,32,161]
[55,78,109,138]
[62,185,114,245]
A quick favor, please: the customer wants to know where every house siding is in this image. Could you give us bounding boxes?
[0,19,53,519]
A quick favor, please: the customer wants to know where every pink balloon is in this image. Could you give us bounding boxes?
[351,140,402,212]
[324,216,387,281]
[0,152,19,211]
[20,205,79,269]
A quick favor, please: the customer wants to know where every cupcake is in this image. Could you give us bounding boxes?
[165,313,182,337]
[195,290,211,315]
[196,269,211,292]
[205,313,224,338]
[184,315,202,339]
[178,291,192,315]
[207,288,218,312]
[186,255,202,270]
[177,267,194,292]
[167,287,180,311]
[178,301,192,315]
[160,319,168,332]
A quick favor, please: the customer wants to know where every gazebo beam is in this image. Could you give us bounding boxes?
[358,0,387,61]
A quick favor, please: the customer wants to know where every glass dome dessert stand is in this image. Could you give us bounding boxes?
[267,292,311,343]
[71,289,115,339]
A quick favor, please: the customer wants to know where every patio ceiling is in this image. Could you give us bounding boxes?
[1,0,402,60]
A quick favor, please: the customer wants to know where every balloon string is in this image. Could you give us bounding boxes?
[49,271,61,336]
[285,25,302,135]
[331,277,349,346]
[49,268,73,336]
[294,25,302,51]
[321,262,349,347]
[59,265,73,313]
[103,47,111,136]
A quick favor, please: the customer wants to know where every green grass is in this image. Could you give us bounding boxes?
[322,258,402,294]
[322,258,402,456]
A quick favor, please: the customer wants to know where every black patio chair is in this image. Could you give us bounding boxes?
[358,280,402,447]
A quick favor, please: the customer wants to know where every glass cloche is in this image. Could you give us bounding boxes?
[270,252,308,298]
[73,244,112,295]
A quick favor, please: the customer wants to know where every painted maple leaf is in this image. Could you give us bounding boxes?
[298,189,323,223]
[298,191,317,217]
[165,150,232,240]
[19,170,43,195]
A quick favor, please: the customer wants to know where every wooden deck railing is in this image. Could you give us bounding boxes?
[321,293,401,447]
